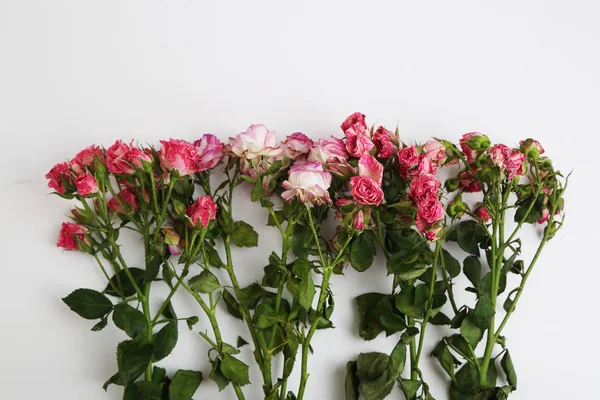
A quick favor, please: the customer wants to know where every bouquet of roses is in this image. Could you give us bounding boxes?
[47,112,567,400]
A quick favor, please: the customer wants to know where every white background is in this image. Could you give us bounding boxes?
[0,1,598,399]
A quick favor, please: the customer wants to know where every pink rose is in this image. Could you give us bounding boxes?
[341,112,367,132]
[373,126,398,158]
[106,140,151,175]
[345,124,375,158]
[417,197,445,225]
[282,161,332,206]
[425,225,443,241]
[162,224,182,255]
[458,172,482,193]
[353,210,365,231]
[358,154,384,185]
[350,176,384,206]
[186,196,218,229]
[158,139,201,176]
[336,198,354,208]
[423,140,447,166]
[538,208,550,224]
[476,206,491,222]
[520,138,545,159]
[308,136,348,163]
[416,155,436,176]
[107,188,147,213]
[398,145,420,179]
[460,132,490,163]
[72,145,103,174]
[194,134,225,172]
[489,144,512,167]
[281,132,314,160]
[409,173,441,204]
[46,162,72,194]
[57,222,88,251]
[505,150,526,180]
[74,174,98,197]
[230,124,281,160]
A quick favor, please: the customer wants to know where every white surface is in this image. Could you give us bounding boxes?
[0,1,598,399]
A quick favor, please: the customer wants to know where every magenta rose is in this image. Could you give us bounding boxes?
[423,140,447,167]
[417,197,445,225]
[409,173,441,204]
[350,176,384,206]
[505,150,526,180]
[373,126,398,158]
[186,196,218,229]
[107,188,147,213]
[458,171,482,193]
[282,161,332,206]
[194,134,225,172]
[281,132,314,160]
[398,145,420,179]
[46,162,72,194]
[341,112,367,132]
[229,124,281,160]
[353,210,365,231]
[476,206,491,222]
[74,174,99,197]
[71,145,103,174]
[159,139,201,176]
[57,222,89,251]
[345,124,375,158]
[358,154,384,185]
[106,140,151,175]
[460,132,490,163]
[308,136,352,176]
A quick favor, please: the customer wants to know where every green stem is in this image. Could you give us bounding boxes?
[93,254,120,295]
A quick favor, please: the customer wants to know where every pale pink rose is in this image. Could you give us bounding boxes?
[107,188,148,213]
[230,124,281,159]
[416,155,436,176]
[345,124,375,158]
[358,154,384,185]
[46,162,72,194]
[409,173,440,204]
[353,210,365,231]
[308,136,348,163]
[398,145,420,179]
[350,176,384,206]
[72,145,103,174]
[186,196,218,229]
[538,208,550,224]
[458,171,482,193]
[281,132,314,160]
[476,206,491,222]
[373,126,398,158]
[74,174,98,197]
[281,161,332,206]
[423,140,447,166]
[341,112,367,132]
[460,132,491,163]
[489,144,512,167]
[505,150,526,180]
[159,139,201,176]
[417,197,445,225]
[194,134,225,172]
[57,222,88,251]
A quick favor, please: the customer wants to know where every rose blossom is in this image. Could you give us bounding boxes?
[398,145,420,179]
[282,161,332,206]
[107,188,147,213]
[74,174,99,197]
[460,132,490,163]
[106,140,151,175]
[476,206,491,222]
[194,134,224,172]
[538,208,550,224]
[46,162,71,194]
[57,222,88,251]
[425,225,443,241]
[505,150,526,180]
[520,138,545,159]
[423,140,447,166]
[308,136,348,163]
[416,155,436,176]
[489,144,512,167]
[358,154,384,185]
[345,123,375,158]
[159,139,201,176]
[186,196,218,229]
[71,145,103,174]
[409,173,441,204]
[281,132,314,160]
[458,171,482,193]
[353,210,365,231]
[341,112,367,132]
[373,126,398,158]
[350,176,384,206]
[230,124,281,159]
[417,197,445,225]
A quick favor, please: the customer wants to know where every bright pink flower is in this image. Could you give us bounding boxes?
[489,143,511,167]
[230,124,281,159]
[107,188,147,213]
[353,210,365,231]
[458,172,482,193]
[460,132,489,163]
[281,132,314,160]
[74,174,98,197]
[505,150,526,180]
[409,173,440,204]
[358,154,384,185]
[106,140,151,175]
[373,126,398,158]
[158,139,201,176]
[72,145,103,174]
[398,145,420,179]
[345,124,374,158]
[350,176,384,206]
[416,155,436,176]
[186,196,218,229]
[46,162,72,194]
[425,225,443,241]
[476,206,491,222]
[417,197,445,225]
[538,208,550,224]
[336,198,354,208]
[282,161,332,206]
[423,140,447,166]
[194,134,225,172]
[341,112,367,132]
[57,222,88,251]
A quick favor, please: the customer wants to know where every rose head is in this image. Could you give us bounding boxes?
[520,138,545,160]
[416,197,445,226]
[281,132,314,160]
[398,145,420,179]
[230,124,281,160]
[194,134,225,172]
[74,174,98,197]
[308,136,348,164]
[281,161,332,206]
[458,171,482,193]
[423,140,447,167]
[341,112,367,132]
[425,225,443,241]
[186,196,218,229]
[159,139,201,176]
[46,162,72,194]
[353,210,365,231]
[345,124,375,158]
[460,132,490,163]
[476,205,492,222]
[373,126,398,158]
[409,173,441,204]
[350,176,384,206]
[72,145,103,174]
[107,188,147,214]
[489,144,512,167]
[57,222,88,251]
[505,150,526,180]
[358,154,384,185]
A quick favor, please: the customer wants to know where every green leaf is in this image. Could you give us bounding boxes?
[209,359,230,391]
[104,268,145,297]
[460,316,483,347]
[442,249,461,278]
[501,350,517,389]
[291,228,313,258]
[267,209,286,227]
[400,379,422,400]
[463,256,482,290]
[429,311,452,326]
[169,369,203,400]
[395,286,425,319]
[223,289,243,320]
[253,303,285,329]
[455,220,486,256]
[453,362,479,393]
[291,259,316,309]
[514,195,544,224]
[400,326,419,344]
[221,342,241,355]
[91,317,108,332]
[186,316,199,330]
[123,381,163,400]
[387,341,406,380]
[231,221,259,247]
[350,231,376,272]
[151,366,166,384]
[471,296,495,330]
[220,355,250,386]
[431,341,460,379]
[188,270,221,293]
[144,255,162,284]
[379,312,408,334]
[356,293,391,340]
[344,361,359,400]
[204,246,225,269]
[153,321,178,361]
[236,282,268,307]
[62,288,113,320]
[112,303,147,338]
[387,258,427,280]
[117,336,154,384]
[236,336,249,348]
[356,352,389,381]
[362,373,394,400]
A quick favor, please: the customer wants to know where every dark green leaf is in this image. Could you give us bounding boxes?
[113,303,147,338]
[379,312,408,334]
[400,379,422,400]
[153,321,178,361]
[361,373,394,400]
[169,369,203,400]
[350,231,376,272]
[204,246,225,269]
[253,303,285,329]
[460,316,483,347]
[395,286,425,319]
[144,255,162,284]
[220,355,250,386]
[443,249,461,278]
[231,221,259,247]
[123,381,163,400]
[501,351,517,389]
[189,270,221,293]
[291,228,313,258]
[453,362,479,393]
[463,256,482,291]
[431,341,460,379]
[429,311,452,326]
[291,259,315,309]
[356,352,389,381]
[455,220,486,256]
[345,361,359,400]
[62,288,113,320]
[236,283,268,307]
[471,296,495,330]
[221,342,241,355]
[514,195,544,224]
[267,210,286,227]
[91,317,108,332]
[104,268,145,297]
[117,336,154,384]
[186,316,199,331]
[356,293,394,340]
[401,326,419,345]
[162,299,177,320]
[388,259,427,280]
[209,359,230,391]
[151,366,166,384]
[387,341,406,380]
[236,336,249,348]
[223,289,243,320]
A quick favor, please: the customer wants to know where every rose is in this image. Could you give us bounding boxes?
[417,197,445,225]
[308,136,348,163]
[409,173,441,204]
[106,140,151,175]
[423,140,447,166]
[194,134,224,172]
[489,144,512,167]
[398,145,420,179]
[281,132,314,160]
[350,176,384,206]
[373,126,398,158]
[353,210,365,231]
[159,139,201,176]
[107,188,147,213]
[282,161,332,206]
[341,112,367,132]
[520,138,544,159]
[72,145,103,174]
[458,171,482,193]
[345,124,375,158]
[416,155,435,176]
[476,206,491,222]
[425,225,443,241]
[505,150,526,180]
[162,224,182,255]
[460,132,490,163]
[57,222,89,251]
[538,208,550,224]
[46,162,72,194]
[229,124,281,159]
[74,174,99,197]
[358,154,383,185]
[186,196,218,229]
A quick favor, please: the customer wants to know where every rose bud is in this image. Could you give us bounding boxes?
[425,225,444,241]
[107,188,147,214]
[398,145,420,179]
[445,178,460,192]
[162,224,183,255]
[423,140,447,167]
[159,139,202,177]
[194,134,225,172]
[71,145,103,175]
[229,124,282,160]
[341,112,367,132]
[350,176,384,206]
[46,162,73,194]
[353,210,365,231]
[345,124,375,158]
[186,196,218,229]
[475,205,492,222]
[373,126,399,159]
[57,222,89,251]
[460,132,490,162]
[281,132,314,160]
[409,173,441,204]
[281,161,333,207]
[458,172,482,193]
[519,138,545,160]
[74,173,99,197]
